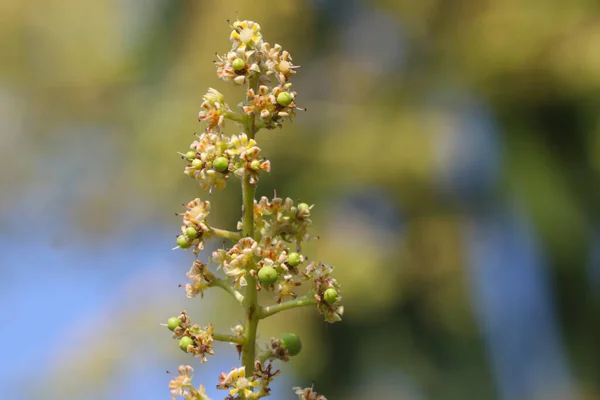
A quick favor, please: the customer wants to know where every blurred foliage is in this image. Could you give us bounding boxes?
[3,0,600,399]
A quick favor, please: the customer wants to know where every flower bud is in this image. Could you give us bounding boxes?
[277,92,293,107]
[213,156,229,172]
[258,265,278,285]
[167,317,181,331]
[279,60,291,73]
[177,235,192,249]
[232,58,245,71]
[323,288,339,305]
[287,252,301,267]
[185,226,198,239]
[250,160,261,170]
[191,159,203,169]
[297,203,310,213]
[179,336,194,352]
[280,333,302,356]
[249,63,261,73]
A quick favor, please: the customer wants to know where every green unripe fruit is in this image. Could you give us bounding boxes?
[287,252,301,267]
[167,317,181,331]
[258,266,278,285]
[213,156,229,172]
[276,92,293,107]
[185,226,198,239]
[323,288,339,305]
[191,159,203,169]
[232,58,245,71]
[177,235,191,249]
[280,333,302,356]
[297,203,310,213]
[179,336,194,352]
[250,160,261,170]
[185,151,196,160]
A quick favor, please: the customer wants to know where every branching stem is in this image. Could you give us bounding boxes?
[224,111,245,124]
[210,279,245,304]
[213,332,245,345]
[259,295,317,319]
[208,225,242,242]
[257,350,274,364]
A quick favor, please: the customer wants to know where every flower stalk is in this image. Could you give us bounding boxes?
[208,225,242,242]
[209,278,244,304]
[213,332,245,345]
[259,295,318,319]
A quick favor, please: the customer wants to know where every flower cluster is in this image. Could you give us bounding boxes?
[175,199,211,254]
[294,385,327,400]
[184,260,215,298]
[179,325,215,363]
[305,262,344,323]
[213,237,261,288]
[167,310,191,339]
[215,362,281,400]
[218,20,299,83]
[215,49,258,86]
[167,311,216,363]
[182,130,230,193]
[212,233,309,302]
[257,235,303,300]
[168,365,210,400]
[227,133,271,185]
[230,20,263,51]
[182,130,270,192]
[217,367,259,399]
[214,19,303,129]
[197,88,231,133]
[243,84,301,129]
[261,42,298,84]
[166,18,338,400]
[252,361,281,397]
[244,196,315,251]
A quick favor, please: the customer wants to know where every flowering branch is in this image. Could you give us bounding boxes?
[165,18,340,400]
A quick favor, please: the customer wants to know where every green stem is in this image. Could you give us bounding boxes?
[213,332,245,345]
[258,295,317,319]
[241,267,259,374]
[210,279,244,304]
[257,349,273,363]
[224,111,245,124]
[241,74,260,375]
[208,225,242,242]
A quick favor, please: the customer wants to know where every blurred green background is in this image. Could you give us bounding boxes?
[2,0,600,399]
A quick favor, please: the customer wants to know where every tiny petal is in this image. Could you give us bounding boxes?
[249,63,261,73]
[260,160,271,172]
